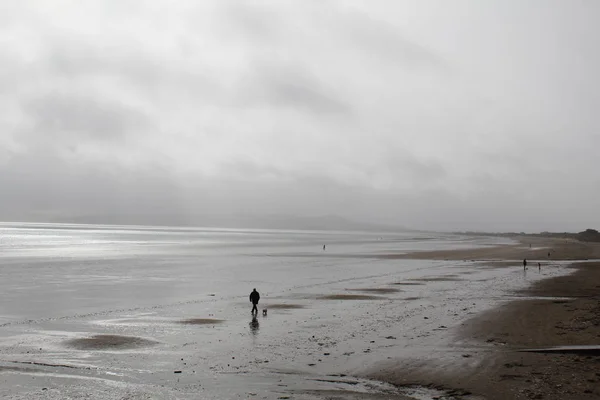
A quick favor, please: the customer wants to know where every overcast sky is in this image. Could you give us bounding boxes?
[1,1,599,232]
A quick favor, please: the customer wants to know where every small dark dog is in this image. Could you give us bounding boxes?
[262,309,267,316]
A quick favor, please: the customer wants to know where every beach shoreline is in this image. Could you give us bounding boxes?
[1,228,599,399]
[366,238,600,400]
[378,236,600,261]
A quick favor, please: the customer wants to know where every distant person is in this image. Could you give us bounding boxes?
[538,262,541,272]
[323,244,326,251]
[548,251,551,259]
[249,288,260,315]
[523,258,527,270]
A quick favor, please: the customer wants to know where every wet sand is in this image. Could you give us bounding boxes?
[178,318,224,325]
[393,282,425,286]
[2,230,598,399]
[64,334,158,350]
[347,288,401,294]
[318,294,385,300]
[379,236,600,261]
[367,239,600,400]
[264,303,306,309]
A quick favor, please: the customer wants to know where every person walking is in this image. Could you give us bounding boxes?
[249,288,260,315]
[523,258,527,270]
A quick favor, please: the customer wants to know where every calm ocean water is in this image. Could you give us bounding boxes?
[2,223,556,399]
[0,222,511,324]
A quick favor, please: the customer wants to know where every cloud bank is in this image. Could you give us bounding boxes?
[1,0,599,231]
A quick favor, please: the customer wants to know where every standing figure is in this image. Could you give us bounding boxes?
[523,258,527,270]
[538,262,541,272]
[249,288,260,315]
[323,244,326,251]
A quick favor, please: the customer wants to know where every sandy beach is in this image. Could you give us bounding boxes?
[368,239,600,400]
[1,225,599,399]
[379,236,600,261]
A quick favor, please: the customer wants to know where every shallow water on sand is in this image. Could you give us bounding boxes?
[0,223,563,399]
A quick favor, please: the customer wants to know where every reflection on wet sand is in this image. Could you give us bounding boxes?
[249,316,259,335]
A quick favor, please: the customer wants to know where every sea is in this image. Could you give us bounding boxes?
[0,222,557,399]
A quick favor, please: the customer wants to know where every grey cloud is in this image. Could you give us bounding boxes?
[21,92,149,143]
[220,1,446,71]
[220,2,283,41]
[331,9,448,71]
[1,1,600,232]
[0,152,184,223]
[1,149,598,232]
[267,78,349,114]
[45,39,219,101]
[216,159,294,182]
[237,63,351,114]
[33,94,142,136]
[382,152,447,186]
[47,41,164,85]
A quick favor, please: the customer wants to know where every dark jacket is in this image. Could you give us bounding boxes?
[249,290,260,304]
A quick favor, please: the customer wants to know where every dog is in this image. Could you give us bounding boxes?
[262,309,267,316]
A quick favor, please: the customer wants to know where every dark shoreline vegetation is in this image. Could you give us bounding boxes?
[455,228,600,243]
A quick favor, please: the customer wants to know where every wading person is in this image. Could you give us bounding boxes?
[249,288,260,315]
